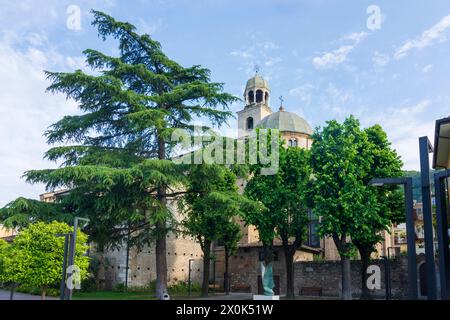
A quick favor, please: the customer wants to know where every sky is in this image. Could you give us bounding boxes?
[1,0,450,206]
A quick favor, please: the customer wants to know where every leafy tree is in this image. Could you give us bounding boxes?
[0,239,10,281]
[181,165,246,297]
[0,198,71,229]
[352,124,404,299]
[1,11,237,299]
[310,116,378,300]
[217,220,242,295]
[0,221,89,300]
[244,143,311,298]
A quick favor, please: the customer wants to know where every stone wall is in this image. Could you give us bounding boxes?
[294,257,412,299]
[224,251,417,299]
[220,246,314,295]
[98,232,205,290]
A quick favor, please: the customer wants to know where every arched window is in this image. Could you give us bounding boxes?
[265,92,269,104]
[289,139,298,147]
[247,117,254,130]
[256,90,263,103]
[248,91,254,103]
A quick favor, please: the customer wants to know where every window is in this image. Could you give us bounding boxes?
[248,91,254,103]
[247,117,254,130]
[289,139,298,147]
[256,90,263,103]
[307,209,321,248]
[265,92,269,104]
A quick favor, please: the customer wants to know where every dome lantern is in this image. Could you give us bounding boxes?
[244,73,270,107]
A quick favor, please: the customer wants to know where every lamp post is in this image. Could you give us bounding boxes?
[369,177,418,299]
[381,256,390,300]
[387,246,397,299]
[56,233,71,300]
[66,217,90,300]
[434,169,450,300]
[419,136,437,299]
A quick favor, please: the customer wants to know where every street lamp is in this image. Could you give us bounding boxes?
[380,256,391,300]
[419,136,437,300]
[369,177,418,300]
[56,233,71,300]
[434,169,450,300]
[66,217,90,300]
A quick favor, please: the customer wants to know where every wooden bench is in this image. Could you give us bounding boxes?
[300,287,323,297]
[232,284,251,293]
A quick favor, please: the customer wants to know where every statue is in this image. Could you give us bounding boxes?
[261,262,275,296]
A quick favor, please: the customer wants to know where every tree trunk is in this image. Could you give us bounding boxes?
[333,236,353,300]
[201,240,212,297]
[155,220,168,299]
[224,247,230,295]
[9,284,16,300]
[155,134,169,300]
[284,248,295,298]
[96,245,106,291]
[41,287,47,300]
[341,256,352,300]
[358,246,372,300]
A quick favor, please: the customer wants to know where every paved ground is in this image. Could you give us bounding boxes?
[194,293,253,300]
[0,289,58,300]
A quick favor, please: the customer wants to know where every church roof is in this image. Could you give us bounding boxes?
[257,109,313,135]
[245,74,270,91]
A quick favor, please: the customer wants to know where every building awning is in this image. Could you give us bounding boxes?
[433,117,450,169]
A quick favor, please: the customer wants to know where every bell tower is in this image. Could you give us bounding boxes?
[237,71,272,138]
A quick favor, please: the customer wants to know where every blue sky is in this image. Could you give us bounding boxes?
[1,0,449,206]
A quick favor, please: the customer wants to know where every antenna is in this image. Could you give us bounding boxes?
[254,64,260,74]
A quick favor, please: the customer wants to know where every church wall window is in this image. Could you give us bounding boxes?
[307,209,321,248]
[248,91,254,103]
[265,92,269,104]
[289,139,298,147]
[256,90,263,103]
[247,117,254,130]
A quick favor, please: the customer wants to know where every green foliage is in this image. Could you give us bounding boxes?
[0,10,238,257]
[218,220,242,258]
[309,116,403,256]
[243,137,311,250]
[181,165,246,250]
[0,197,72,229]
[168,281,201,295]
[0,222,90,294]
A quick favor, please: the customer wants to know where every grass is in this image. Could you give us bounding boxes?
[73,290,204,300]
[73,291,157,300]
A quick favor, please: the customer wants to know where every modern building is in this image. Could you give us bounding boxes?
[432,116,450,299]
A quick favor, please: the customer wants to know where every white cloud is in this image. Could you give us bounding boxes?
[341,31,368,43]
[138,17,164,35]
[394,14,450,60]
[0,34,82,206]
[422,64,433,73]
[326,83,351,103]
[289,84,315,107]
[360,99,433,170]
[313,31,368,69]
[230,39,282,77]
[373,51,390,67]
[264,56,282,67]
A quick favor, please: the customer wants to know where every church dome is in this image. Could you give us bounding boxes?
[245,74,270,91]
[257,109,313,136]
